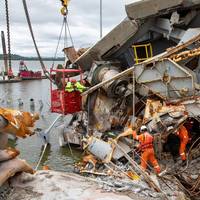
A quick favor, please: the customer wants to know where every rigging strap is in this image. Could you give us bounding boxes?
[64,17,68,49]
[22,0,54,83]
[66,16,74,47]
[52,16,74,69]
[52,17,65,68]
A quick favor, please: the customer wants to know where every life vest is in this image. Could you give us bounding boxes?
[75,81,86,93]
[65,82,74,92]
[139,132,153,151]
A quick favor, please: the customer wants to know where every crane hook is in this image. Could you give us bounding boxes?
[61,6,68,16]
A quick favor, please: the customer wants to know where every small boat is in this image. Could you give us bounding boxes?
[18,60,42,80]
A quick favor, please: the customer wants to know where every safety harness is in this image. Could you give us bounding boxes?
[139,132,153,151]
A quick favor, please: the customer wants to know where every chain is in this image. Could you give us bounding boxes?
[5,0,11,70]
[170,46,200,62]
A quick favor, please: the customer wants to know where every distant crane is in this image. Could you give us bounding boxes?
[4,0,13,79]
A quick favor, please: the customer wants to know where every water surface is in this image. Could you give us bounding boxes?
[0,60,81,171]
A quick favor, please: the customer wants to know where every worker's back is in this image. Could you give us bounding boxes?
[135,131,154,151]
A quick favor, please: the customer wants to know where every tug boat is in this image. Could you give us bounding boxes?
[18,60,42,80]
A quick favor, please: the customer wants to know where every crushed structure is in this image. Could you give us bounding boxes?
[1,0,200,199]
[56,0,200,199]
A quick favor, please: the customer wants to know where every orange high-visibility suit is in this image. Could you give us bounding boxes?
[176,125,189,161]
[133,130,161,174]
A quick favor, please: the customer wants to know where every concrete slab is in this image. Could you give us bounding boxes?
[9,170,146,200]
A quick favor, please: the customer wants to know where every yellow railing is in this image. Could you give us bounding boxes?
[132,43,153,64]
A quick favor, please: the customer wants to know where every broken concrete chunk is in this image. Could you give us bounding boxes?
[86,137,113,162]
[0,148,20,162]
[9,171,144,200]
[0,158,34,187]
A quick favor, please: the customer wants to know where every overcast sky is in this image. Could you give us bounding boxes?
[0,0,134,57]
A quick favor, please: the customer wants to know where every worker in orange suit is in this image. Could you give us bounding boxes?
[176,125,189,165]
[117,125,161,174]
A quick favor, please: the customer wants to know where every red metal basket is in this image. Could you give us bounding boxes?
[50,68,83,115]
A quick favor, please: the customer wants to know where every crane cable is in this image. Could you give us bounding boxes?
[52,18,65,68]
[22,0,54,83]
[5,0,11,72]
[66,16,74,47]
[52,15,74,69]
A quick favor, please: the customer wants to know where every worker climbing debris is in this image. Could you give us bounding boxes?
[116,125,161,174]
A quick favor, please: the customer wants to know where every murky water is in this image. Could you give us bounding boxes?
[0,60,82,171]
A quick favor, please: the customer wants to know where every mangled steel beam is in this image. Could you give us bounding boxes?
[142,98,200,133]
[143,99,186,123]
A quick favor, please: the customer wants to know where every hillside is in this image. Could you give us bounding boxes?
[0,54,64,61]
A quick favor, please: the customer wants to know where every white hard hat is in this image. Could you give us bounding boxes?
[167,126,173,132]
[140,125,147,132]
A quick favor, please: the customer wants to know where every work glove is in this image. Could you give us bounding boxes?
[115,134,122,141]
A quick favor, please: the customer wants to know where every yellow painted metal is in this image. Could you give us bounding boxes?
[60,0,70,16]
[132,43,153,64]
[126,171,140,180]
[61,0,70,7]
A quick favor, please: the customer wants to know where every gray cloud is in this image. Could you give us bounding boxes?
[0,0,127,57]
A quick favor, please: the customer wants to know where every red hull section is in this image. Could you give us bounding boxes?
[51,89,82,114]
[19,70,42,80]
